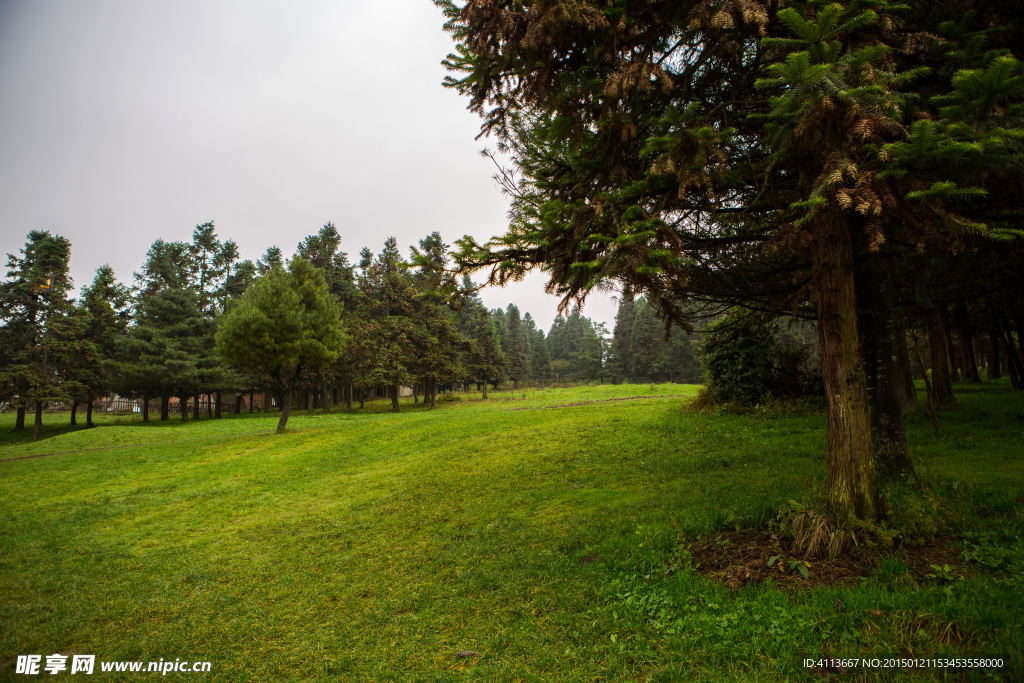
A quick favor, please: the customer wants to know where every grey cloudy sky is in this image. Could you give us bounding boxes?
[0,0,619,330]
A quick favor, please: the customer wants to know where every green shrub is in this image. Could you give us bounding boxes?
[695,311,822,405]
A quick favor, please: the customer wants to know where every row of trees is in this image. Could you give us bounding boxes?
[0,223,653,437]
[436,0,1024,520]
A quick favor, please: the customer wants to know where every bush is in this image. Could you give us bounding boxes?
[696,311,823,406]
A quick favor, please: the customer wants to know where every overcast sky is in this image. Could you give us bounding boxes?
[0,0,619,330]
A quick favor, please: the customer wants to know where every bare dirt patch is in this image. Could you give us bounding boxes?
[686,529,966,590]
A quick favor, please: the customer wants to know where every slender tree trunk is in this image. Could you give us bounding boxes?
[893,313,915,409]
[277,388,293,433]
[235,393,243,414]
[86,396,94,428]
[939,306,959,382]
[482,379,488,399]
[215,391,222,418]
[248,390,254,413]
[857,254,912,478]
[998,318,1023,389]
[263,388,271,413]
[181,396,189,422]
[160,395,169,421]
[33,401,43,441]
[346,383,353,410]
[15,404,26,430]
[322,379,331,414]
[987,329,1001,379]
[955,302,981,383]
[143,397,150,423]
[391,382,400,413]
[812,208,876,520]
[359,386,365,409]
[70,402,78,426]
[924,307,955,407]
[207,393,213,418]
[413,384,419,404]
[912,336,940,429]
[192,393,200,421]
[430,379,438,409]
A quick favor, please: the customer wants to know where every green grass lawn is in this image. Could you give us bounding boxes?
[1,382,1022,681]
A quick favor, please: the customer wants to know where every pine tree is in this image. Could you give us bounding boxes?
[469,310,506,398]
[72,266,131,424]
[0,231,76,439]
[504,304,530,388]
[216,258,344,432]
[530,328,551,380]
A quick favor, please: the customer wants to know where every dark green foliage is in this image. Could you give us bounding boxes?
[468,309,506,395]
[113,288,237,419]
[216,257,344,431]
[504,304,530,386]
[609,295,701,383]
[697,312,820,405]
[0,231,77,437]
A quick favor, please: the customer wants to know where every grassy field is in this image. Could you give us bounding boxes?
[1,382,1022,681]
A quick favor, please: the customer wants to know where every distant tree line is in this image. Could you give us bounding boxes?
[2,224,690,437]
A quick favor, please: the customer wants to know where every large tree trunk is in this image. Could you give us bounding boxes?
[70,402,78,426]
[143,397,150,423]
[15,404,26,430]
[192,393,201,421]
[181,396,189,422]
[857,254,912,479]
[391,383,400,413]
[214,392,221,418]
[263,388,271,413]
[86,397,94,428]
[235,393,243,414]
[160,395,169,421]
[33,401,43,441]
[955,302,980,383]
[430,379,438,409]
[924,307,955,407]
[276,388,293,433]
[812,209,877,520]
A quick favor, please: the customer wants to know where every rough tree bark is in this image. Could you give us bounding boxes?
[276,390,292,433]
[812,209,877,520]
[33,402,43,441]
[857,254,912,478]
